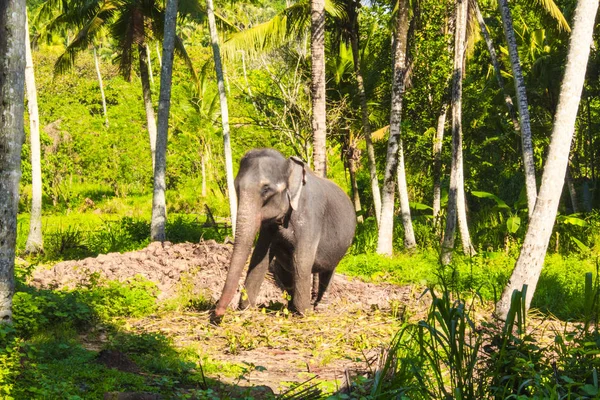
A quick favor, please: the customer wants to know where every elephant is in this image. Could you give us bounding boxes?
[213,148,356,318]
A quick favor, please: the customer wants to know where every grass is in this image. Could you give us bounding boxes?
[9,195,600,398]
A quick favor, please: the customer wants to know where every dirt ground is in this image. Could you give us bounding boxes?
[31,240,428,395]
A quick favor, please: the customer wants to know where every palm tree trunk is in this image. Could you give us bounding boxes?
[473,0,519,131]
[156,42,162,68]
[397,139,416,250]
[441,0,470,265]
[350,19,381,223]
[146,43,154,85]
[433,102,447,230]
[25,14,43,254]
[151,0,178,242]
[0,0,26,323]
[93,46,109,127]
[498,0,537,218]
[376,0,410,256]
[496,0,598,319]
[347,142,363,224]
[139,44,157,170]
[207,0,237,236]
[311,0,327,177]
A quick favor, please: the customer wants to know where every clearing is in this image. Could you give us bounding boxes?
[30,240,428,395]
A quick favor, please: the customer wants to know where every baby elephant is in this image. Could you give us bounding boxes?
[214,148,356,318]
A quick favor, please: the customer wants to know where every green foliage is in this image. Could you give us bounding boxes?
[12,275,157,338]
[351,274,600,399]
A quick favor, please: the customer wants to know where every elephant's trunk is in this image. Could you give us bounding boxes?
[215,201,261,317]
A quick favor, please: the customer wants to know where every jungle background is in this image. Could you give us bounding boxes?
[2,0,600,397]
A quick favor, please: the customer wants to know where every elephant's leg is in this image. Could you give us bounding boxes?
[240,231,272,310]
[311,273,319,301]
[291,246,318,314]
[314,270,334,305]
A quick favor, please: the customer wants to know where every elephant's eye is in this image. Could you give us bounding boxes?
[261,184,272,196]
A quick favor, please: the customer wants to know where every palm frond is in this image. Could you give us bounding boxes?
[110,2,146,80]
[174,34,200,88]
[529,0,570,32]
[54,1,117,75]
[222,1,309,59]
[32,0,69,27]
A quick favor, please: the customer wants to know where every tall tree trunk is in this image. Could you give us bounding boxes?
[397,139,416,249]
[139,44,157,170]
[93,46,109,127]
[473,0,519,132]
[311,0,327,177]
[496,0,598,319]
[347,141,363,224]
[156,42,162,68]
[151,0,178,242]
[441,0,471,265]
[146,43,155,86]
[25,14,43,254]
[433,102,447,230]
[350,14,381,223]
[376,0,410,256]
[0,0,26,323]
[207,0,237,236]
[498,0,537,218]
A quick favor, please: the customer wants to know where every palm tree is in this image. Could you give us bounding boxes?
[25,12,44,254]
[376,0,411,256]
[432,102,447,228]
[92,45,109,127]
[45,0,198,171]
[348,0,381,224]
[206,0,237,236]
[151,0,179,242]
[396,139,416,249]
[497,0,539,218]
[496,0,598,319]
[311,0,327,177]
[441,0,473,265]
[0,0,26,323]
[473,0,519,132]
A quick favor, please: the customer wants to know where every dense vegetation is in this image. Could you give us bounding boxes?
[1,0,600,397]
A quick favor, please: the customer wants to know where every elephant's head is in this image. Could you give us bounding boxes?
[214,149,306,317]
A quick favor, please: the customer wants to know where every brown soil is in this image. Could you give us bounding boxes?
[30,240,428,395]
[31,240,416,310]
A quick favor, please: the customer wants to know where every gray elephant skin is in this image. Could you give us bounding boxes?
[214,148,356,318]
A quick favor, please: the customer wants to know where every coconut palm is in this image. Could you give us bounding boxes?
[496,0,597,319]
[376,0,411,256]
[25,12,44,255]
[206,0,238,236]
[40,0,199,171]
[0,0,26,323]
[494,0,570,219]
[151,0,179,242]
[441,0,472,265]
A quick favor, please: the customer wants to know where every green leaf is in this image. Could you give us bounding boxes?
[571,237,590,253]
[581,384,598,396]
[558,215,588,226]
[410,202,433,211]
[506,216,521,234]
[471,191,510,209]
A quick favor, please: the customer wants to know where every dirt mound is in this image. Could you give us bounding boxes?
[31,240,411,310]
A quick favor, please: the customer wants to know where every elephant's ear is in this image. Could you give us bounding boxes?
[287,156,306,210]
